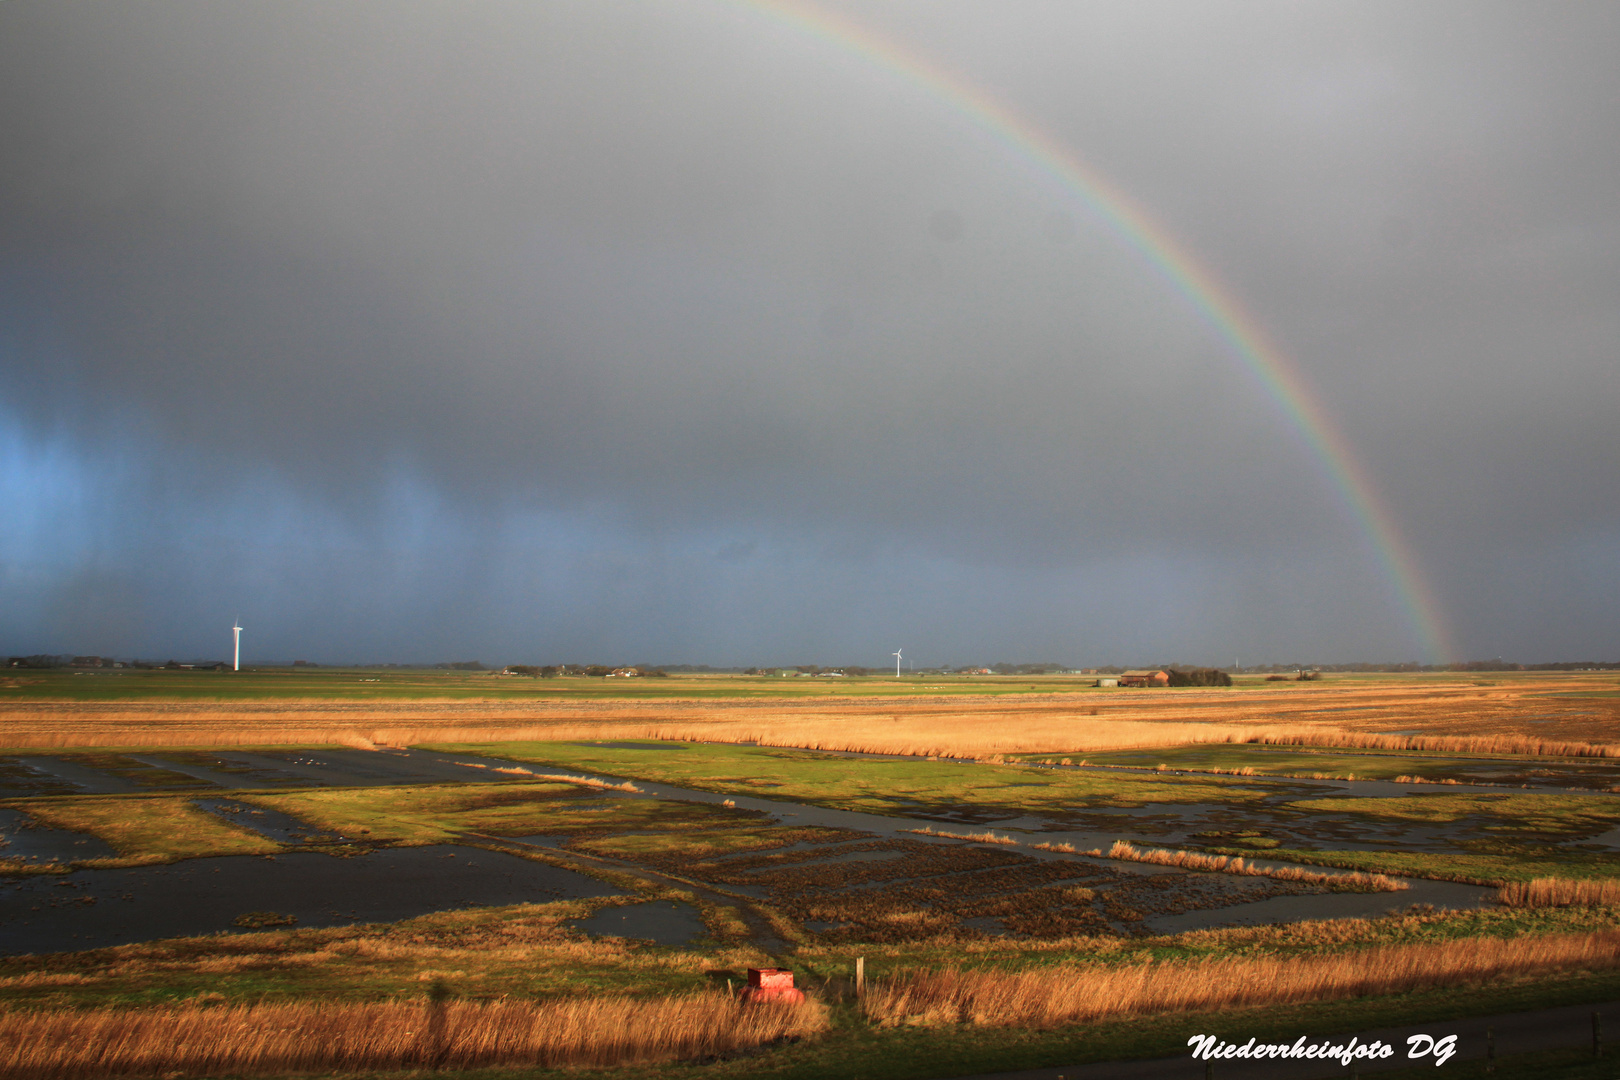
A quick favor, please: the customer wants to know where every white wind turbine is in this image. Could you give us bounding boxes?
[232,620,243,672]
[893,649,903,678]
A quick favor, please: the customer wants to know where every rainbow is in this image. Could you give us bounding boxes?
[734,0,1455,664]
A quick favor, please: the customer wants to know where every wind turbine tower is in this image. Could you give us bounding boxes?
[893,649,903,678]
[232,621,243,672]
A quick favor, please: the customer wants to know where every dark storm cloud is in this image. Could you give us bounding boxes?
[2,1,1617,663]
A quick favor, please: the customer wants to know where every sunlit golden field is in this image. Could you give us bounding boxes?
[2,670,1618,756]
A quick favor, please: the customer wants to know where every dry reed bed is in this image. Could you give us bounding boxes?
[0,992,826,1080]
[864,930,1620,1028]
[898,833,1406,893]
[1245,728,1620,760]
[1498,877,1620,908]
[1104,841,1409,892]
[903,827,1019,845]
[3,692,1617,759]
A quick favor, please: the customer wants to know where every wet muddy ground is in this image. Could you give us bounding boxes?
[571,900,707,943]
[0,743,1561,953]
[0,845,626,955]
[0,808,117,862]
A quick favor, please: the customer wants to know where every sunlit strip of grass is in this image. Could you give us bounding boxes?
[1285,791,1620,831]
[429,740,1283,815]
[5,794,279,863]
[1208,845,1620,887]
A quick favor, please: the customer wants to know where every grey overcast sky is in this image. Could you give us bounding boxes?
[2,1,1617,667]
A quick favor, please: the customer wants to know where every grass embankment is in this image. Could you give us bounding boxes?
[0,992,828,1079]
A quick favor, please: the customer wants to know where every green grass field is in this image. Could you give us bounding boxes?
[432,740,1620,886]
[1057,744,1620,786]
[1,667,1133,702]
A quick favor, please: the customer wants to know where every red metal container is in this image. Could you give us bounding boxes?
[741,967,805,1003]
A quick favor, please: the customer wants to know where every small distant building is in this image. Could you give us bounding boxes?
[1118,669,1170,688]
[1095,677,1119,687]
[606,667,641,678]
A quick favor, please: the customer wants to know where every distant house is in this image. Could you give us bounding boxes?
[606,667,641,678]
[1118,669,1170,688]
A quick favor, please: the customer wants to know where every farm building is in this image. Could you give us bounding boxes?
[1118,669,1170,688]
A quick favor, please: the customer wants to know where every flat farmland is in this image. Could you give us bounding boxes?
[2,669,1618,752]
[4,671,1620,1080]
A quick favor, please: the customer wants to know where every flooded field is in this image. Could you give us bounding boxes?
[0,845,627,955]
[0,739,1553,955]
[0,808,116,862]
[2,678,1619,1080]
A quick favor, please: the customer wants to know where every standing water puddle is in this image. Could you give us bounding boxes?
[192,799,347,844]
[0,845,628,955]
[0,744,1525,951]
[11,757,143,795]
[404,750,1500,930]
[571,901,707,944]
[0,809,117,862]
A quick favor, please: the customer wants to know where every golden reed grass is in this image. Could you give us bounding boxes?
[1498,877,1620,908]
[863,930,1620,1028]
[903,826,1019,845]
[0,992,827,1080]
[3,697,1615,759]
[1241,728,1620,760]
[453,760,641,791]
[1105,841,1409,892]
